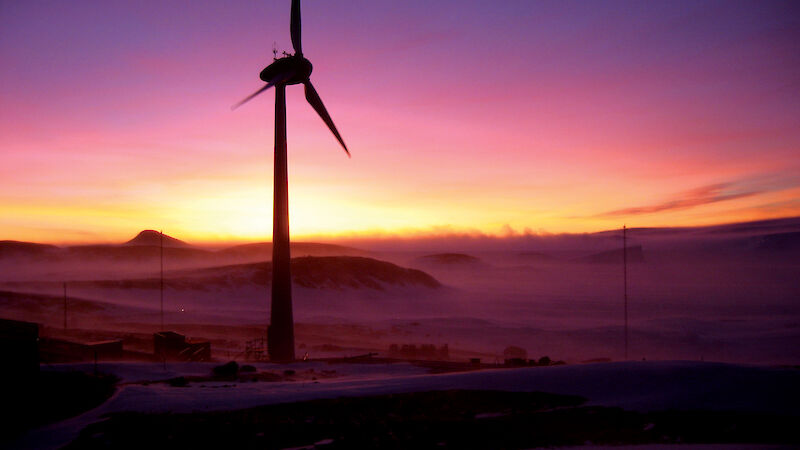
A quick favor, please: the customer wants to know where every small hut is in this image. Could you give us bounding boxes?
[0,318,39,379]
[154,331,210,361]
[503,345,528,366]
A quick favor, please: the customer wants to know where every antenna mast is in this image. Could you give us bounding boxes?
[623,224,628,360]
[63,282,67,330]
[160,230,164,331]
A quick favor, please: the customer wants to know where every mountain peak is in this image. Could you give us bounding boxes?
[124,230,190,248]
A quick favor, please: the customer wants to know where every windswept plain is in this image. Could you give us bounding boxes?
[2,218,798,364]
[2,218,799,448]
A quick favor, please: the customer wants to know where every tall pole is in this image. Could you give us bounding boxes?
[268,83,295,362]
[63,282,67,330]
[160,229,164,331]
[623,224,628,360]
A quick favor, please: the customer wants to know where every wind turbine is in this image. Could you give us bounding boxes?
[233,0,349,362]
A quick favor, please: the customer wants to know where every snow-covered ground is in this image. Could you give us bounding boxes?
[10,360,800,449]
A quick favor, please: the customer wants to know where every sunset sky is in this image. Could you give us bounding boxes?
[1,0,799,244]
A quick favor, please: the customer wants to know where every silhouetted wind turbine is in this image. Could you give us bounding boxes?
[233,0,349,362]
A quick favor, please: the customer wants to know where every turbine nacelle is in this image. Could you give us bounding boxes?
[260,55,312,85]
[233,0,348,156]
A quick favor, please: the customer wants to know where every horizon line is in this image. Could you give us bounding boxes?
[5,214,799,248]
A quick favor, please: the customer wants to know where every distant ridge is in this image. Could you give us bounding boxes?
[66,256,441,291]
[593,216,800,238]
[1,215,797,265]
[0,233,368,269]
[124,230,191,248]
[217,242,366,260]
[0,240,59,258]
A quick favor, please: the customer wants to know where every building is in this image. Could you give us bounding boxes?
[0,318,39,379]
[154,331,210,361]
[39,338,123,363]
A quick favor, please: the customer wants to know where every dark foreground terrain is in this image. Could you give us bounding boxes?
[66,390,798,449]
[1,371,117,443]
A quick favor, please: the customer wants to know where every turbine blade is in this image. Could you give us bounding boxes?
[231,70,296,110]
[290,0,302,55]
[231,83,275,110]
[304,81,350,157]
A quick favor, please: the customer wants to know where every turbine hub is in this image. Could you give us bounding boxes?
[260,55,312,85]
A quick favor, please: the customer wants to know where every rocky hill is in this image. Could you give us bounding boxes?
[124,230,191,248]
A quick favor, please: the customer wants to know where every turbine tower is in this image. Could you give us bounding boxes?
[233,0,349,362]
